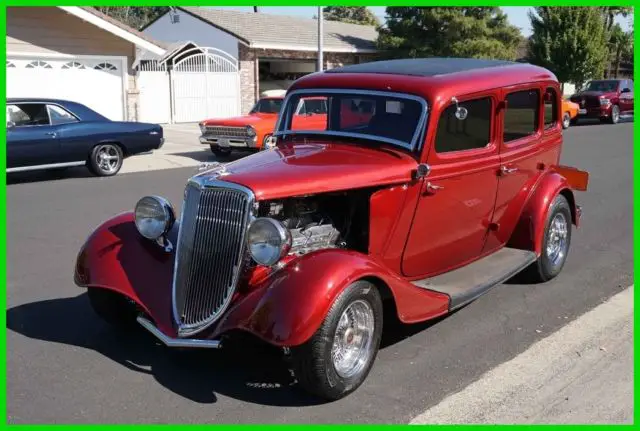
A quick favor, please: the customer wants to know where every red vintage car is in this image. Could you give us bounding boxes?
[569,78,634,124]
[74,58,589,401]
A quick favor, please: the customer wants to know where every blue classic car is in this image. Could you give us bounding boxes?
[6,98,164,177]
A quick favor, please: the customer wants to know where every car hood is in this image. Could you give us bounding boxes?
[195,141,418,200]
[202,113,277,129]
[572,90,617,99]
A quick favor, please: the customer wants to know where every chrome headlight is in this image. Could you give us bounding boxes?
[247,218,291,266]
[199,123,207,134]
[246,125,257,137]
[600,98,611,105]
[134,196,175,240]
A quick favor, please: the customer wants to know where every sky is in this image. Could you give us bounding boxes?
[212,6,633,37]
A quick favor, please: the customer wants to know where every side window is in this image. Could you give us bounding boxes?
[48,105,79,125]
[543,87,558,129]
[504,89,540,143]
[434,97,492,153]
[7,104,50,127]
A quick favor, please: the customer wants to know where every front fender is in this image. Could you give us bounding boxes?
[211,249,450,347]
[74,211,178,337]
[508,171,580,256]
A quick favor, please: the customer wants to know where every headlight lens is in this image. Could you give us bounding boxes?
[134,196,175,240]
[199,123,207,134]
[600,98,611,105]
[247,218,291,266]
[246,126,257,137]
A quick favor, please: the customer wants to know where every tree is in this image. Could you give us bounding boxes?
[376,7,523,60]
[527,7,609,89]
[95,6,169,30]
[602,6,633,33]
[322,7,379,26]
[608,23,634,78]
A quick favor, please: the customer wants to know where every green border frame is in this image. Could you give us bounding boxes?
[1,2,636,426]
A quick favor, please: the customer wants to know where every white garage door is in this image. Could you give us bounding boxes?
[6,56,126,121]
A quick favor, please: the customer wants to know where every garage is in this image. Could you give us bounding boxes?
[6,55,126,121]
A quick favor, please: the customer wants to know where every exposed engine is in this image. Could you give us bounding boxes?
[258,192,369,256]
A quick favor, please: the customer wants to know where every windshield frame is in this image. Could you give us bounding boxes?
[273,88,429,152]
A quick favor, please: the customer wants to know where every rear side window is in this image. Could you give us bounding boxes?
[434,97,492,153]
[504,89,540,142]
[543,87,558,129]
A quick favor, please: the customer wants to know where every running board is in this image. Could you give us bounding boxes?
[411,247,537,311]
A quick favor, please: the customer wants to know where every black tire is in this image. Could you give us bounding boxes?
[525,194,572,283]
[88,143,123,176]
[290,280,383,400]
[608,104,620,124]
[562,112,571,129]
[210,145,231,158]
[87,288,138,330]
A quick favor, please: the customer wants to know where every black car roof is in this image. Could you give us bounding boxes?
[7,98,109,121]
[325,57,519,77]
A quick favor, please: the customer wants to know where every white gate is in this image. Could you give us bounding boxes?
[171,47,241,123]
[137,60,171,124]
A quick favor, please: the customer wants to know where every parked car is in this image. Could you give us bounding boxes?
[199,95,347,158]
[561,98,579,129]
[75,58,589,400]
[6,98,164,177]
[568,78,634,124]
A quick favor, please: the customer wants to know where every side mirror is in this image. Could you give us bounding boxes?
[451,97,468,120]
[414,163,431,180]
[6,120,15,129]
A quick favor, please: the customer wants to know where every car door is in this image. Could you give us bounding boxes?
[483,84,561,253]
[6,103,62,170]
[619,79,634,114]
[401,93,500,278]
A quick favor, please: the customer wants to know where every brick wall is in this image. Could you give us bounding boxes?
[238,42,377,114]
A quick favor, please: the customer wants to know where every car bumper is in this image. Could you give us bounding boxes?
[137,316,222,349]
[576,106,611,118]
[199,135,258,149]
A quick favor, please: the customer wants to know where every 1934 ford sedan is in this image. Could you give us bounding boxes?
[74,58,589,400]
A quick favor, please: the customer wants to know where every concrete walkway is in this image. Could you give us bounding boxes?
[410,285,634,425]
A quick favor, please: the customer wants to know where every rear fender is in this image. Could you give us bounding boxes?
[212,249,450,347]
[508,169,584,255]
[74,212,178,336]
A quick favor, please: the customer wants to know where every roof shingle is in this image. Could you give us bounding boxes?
[179,7,378,52]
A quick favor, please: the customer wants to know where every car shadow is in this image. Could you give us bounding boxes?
[171,150,255,164]
[570,115,633,127]
[7,166,95,185]
[6,293,324,407]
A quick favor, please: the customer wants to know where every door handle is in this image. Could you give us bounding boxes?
[45,132,57,138]
[425,182,444,194]
[500,165,518,175]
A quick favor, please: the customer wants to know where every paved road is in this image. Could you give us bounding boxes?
[7,119,633,424]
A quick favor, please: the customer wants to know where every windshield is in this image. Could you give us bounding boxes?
[275,90,427,151]
[584,80,619,92]
[250,98,283,114]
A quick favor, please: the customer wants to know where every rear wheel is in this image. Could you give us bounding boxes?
[290,280,383,400]
[525,194,572,282]
[87,288,138,330]
[88,144,123,176]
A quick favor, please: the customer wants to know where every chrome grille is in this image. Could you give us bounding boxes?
[173,182,251,334]
[204,126,248,138]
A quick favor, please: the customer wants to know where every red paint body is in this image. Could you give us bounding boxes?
[76,62,588,347]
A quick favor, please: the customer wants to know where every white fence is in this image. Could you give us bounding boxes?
[136,47,241,124]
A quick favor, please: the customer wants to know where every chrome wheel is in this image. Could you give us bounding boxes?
[562,113,571,129]
[546,212,568,266]
[331,299,375,379]
[95,144,120,174]
[612,105,620,123]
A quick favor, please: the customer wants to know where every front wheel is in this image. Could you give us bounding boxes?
[88,144,123,176]
[210,145,231,159]
[290,280,383,400]
[608,104,620,124]
[87,288,138,330]
[525,194,572,282]
[562,112,571,129]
